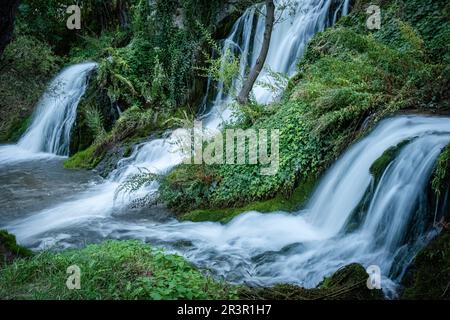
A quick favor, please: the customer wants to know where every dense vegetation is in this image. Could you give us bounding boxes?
[1,0,450,301]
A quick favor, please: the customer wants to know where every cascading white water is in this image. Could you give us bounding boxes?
[202,0,350,128]
[5,116,450,297]
[0,62,97,164]
[5,0,449,297]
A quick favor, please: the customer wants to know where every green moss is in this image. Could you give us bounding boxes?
[0,230,32,266]
[401,233,450,300]
[0,115,31,142]
[0,240,238,300]
[64,145,102,170]
[240,263,384,300]
[181,176,317,223]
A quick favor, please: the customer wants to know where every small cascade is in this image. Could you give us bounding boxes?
[0,62,97,164]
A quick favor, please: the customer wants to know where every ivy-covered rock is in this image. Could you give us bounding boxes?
[432,143,450,200]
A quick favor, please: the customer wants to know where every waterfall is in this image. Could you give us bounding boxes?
[1,0,448,297]
[202,0,350,128]
[0,62,97,164]
[9,0,450,297]
[5,116,450,297]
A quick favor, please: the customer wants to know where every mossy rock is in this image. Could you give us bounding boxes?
[180,176,317,223]
[401,232,450,300]
[240,264,384,300]
[370,140,410,182]
[0,230,32,267]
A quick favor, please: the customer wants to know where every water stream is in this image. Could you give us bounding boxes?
[0,62,97,164]
[1,0,448,297]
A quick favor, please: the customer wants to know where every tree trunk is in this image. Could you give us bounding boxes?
[237,0,275,105]
[0,0,20,57]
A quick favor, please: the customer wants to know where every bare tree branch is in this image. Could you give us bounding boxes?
[237,0,275,105]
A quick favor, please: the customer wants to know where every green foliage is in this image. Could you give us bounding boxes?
[2,35,59,75]
[0,240,238,300]
[0,116,31,143]
[64,145,102,170]
[65,104,162,170]
[241,263,383,300]
[200,47,240,94]
[115,171,161,208]
[160,164,219,213]
[64,0,234,166]
[230,100,277,127]
[161,0,448,213]
[17,0,134,54]
[399,0,450,62]
[105,106,159,145]
[96,49,138,105]
[84,106,106,143]
[256,67,289,101]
